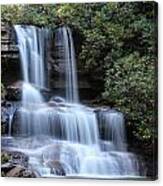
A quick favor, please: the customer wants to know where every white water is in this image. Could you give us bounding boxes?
[4,25,146,178]
[55,27,79,103]
[14,25,48,88]
[97,110,126,151]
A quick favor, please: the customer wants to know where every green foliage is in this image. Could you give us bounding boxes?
[101,2,157,141]
[1,152,10,164]
[1,2,157,142]
[103,53,156,141]
[1,5,23,24]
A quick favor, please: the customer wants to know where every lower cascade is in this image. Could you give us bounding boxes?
[2,25,146,178]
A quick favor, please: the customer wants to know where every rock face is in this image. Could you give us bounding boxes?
[1,150,38,178]
[1,22,19,59]
[1,22,21,86]
[6,81,23,101]
[1,106,9,135]
[50,31,95,100]
[1,23,101,101]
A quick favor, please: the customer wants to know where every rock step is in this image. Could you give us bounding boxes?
[1,54,19,59]
[1,40,13,44]
[1,45,18,52]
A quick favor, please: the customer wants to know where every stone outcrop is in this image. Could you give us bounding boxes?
[1,22,21,86]
[1,22,19,60]
[1,150,38,177]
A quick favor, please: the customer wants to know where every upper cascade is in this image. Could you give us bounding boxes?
[14,25,49,88]
[55,26,79,103]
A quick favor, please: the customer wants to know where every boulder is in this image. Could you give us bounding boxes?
[45,160,66,176]
[1,150,38,178]
[6,166,37,178]
[1,162,15,173]
[1,150,28,168]
[48,100,58,107]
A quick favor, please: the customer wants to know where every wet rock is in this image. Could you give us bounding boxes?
[1,150,28,167]
[6,81,23,101]
[1,106,9,134]
[1,137,14,147]
[1,101,19,135]
[46,160,66,176]
[50,96,65,103]
[6,166,37,178]
[1,150,38,178]
[48,100,58,107]
[9,151,29,167]
[6,166,23,177]
[1,162,15,173]
[1,23,19,60]
[93,106,111,113]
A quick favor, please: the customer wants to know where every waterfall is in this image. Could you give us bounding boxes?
[97,110,126,151]
[4,25,146,178]
[14,25,48,87]
[14,25,50,107]
[55,27,79,103]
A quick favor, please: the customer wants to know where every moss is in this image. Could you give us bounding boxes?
[1,152,11,164]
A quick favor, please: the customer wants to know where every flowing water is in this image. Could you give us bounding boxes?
[2,25,146,179]
[55,27,79,103]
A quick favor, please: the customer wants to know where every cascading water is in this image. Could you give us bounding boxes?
[14,25,48,88]
[97,110,126,151]
[55,27,79,103]
[2,25,146,178]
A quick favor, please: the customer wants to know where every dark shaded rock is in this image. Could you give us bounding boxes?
[1,150,38,178]
[1,24,21,87]
[1,137,14,147]
[6,81,23,101]
[1,150,28,168]
[1,23,19,60]
[48,101,58,107]
[9,151,29,167]
[46,160,66,176]
[1,162,15,173]
[50,96,65,103]
[1,106,9,134]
